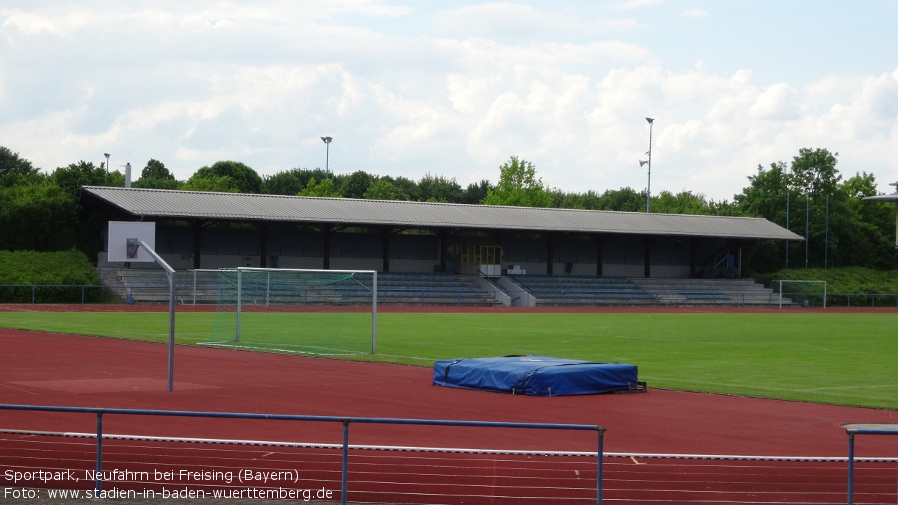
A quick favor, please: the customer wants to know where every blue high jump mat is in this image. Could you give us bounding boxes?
[433,356,646,396]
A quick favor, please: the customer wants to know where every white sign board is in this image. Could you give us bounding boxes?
[108,221,156,262]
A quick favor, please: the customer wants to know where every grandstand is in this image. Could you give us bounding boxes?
[100,268,783,308]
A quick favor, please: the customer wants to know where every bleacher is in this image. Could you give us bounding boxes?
[507,275,781,307]
[376,273,502,307]
[100,268,783,308]
[100,268,181,304]
[507,275,658,306]
[631,278,781,307]
[100,269,503,307]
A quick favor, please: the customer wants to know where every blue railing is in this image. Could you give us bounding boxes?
[0,404,606,504]
[842,423,898,505]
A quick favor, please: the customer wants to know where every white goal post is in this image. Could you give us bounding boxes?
[775,280,827,309]
[209,267,378,355]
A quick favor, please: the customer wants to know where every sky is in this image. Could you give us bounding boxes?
[1,1,897,202]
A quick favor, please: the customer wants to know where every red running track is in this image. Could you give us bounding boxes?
[1,328,897,504]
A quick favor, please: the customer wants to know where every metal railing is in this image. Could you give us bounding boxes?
[842,423,898,505]
[0,404,607,505]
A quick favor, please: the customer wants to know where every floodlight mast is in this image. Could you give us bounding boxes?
[642,117,654,213]
[321,136,333,178]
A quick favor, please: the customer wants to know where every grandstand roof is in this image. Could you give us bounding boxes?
[82,186,802,241]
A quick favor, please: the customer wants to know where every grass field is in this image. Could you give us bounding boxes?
[0,309,896,410]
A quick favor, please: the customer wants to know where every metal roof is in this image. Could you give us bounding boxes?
[82,186,803,241]
[863,194,898,202]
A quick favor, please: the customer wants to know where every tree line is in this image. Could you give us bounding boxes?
[1,145,895,273]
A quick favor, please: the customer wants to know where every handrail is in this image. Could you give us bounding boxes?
[842,423,898,505]
[0,403,606,505]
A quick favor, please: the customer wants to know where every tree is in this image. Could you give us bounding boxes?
[462,180,491,204]
[0,146,41,187]
[482,156,553,207]
[419,173,464,202]
[341,170,373,199]
[181,174,240,193]
[0,181,79,251]
[298,177,340,197]
[133,159,178,189]
[193,161,262,193]
[389,176,420,201]
[731,147,898,270]
[828,173,898,269]
[735,162,791,224]
[263,168,329,195]
[595,188,644,212]
[651,191,712,215]
[50,161,117,198]
[364,179,400,200]
[790,148,841,197]
[141,159,174,180]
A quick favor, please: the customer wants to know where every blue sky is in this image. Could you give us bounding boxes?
[1,1,897,202]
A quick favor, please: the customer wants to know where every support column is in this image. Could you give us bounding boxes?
[545,234,555,275]
[191,220,204,269]
[321,226,332,270]
[643,238,651,278]
[258,224,269,268]
[689,239,697,278]
[381,227,392,273]
[437,230,449,273]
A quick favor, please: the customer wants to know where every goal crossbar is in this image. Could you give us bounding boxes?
[212,267,377,355]
[774,280,827,309]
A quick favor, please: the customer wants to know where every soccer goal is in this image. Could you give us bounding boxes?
[206,268,377,355]
[775,280,827,309]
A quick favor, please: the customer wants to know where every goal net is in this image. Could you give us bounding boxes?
[206,268,377,355]
[774,280,827,309]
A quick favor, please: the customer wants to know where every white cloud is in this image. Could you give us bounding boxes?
[1,1,897,199]
[680,9,709,18]
[433,3,637,40]
[609,0,665,11]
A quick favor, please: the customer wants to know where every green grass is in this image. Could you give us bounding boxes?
[0,310,895,410]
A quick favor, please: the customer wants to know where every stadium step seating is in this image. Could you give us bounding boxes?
[631,277,782,306]
[376,273,503,307]
[508,275,658,306]
[99,268,785,307]
[507,275,783,307]
[98,268,504,307]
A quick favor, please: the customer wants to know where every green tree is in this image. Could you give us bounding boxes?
[732,148,898,270]
[595,188,644,212]
[388,176,420,201]
[0,181,78,251]
[419,173,464,202]
[182,174,240,193]
[462,180,491,204]
[735,162,792,224]
[482,156,553,207]
[263,168,329,195]
[50,161,117,198]
[790,148,841,197]
[0,146,41,187]
[134,159,178,189]
[299,177,340,197]
[193,161,262,193]
[340,170,373,199]
[651,191,712,215]
[843,173,898,268]
[364,179,400,200]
